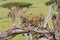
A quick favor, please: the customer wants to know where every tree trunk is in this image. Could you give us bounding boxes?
[57,0,60,40]
[53,0,60,40]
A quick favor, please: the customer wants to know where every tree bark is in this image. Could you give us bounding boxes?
[52,0,60,40]
[57,0,60,40]
[0,23,54,40]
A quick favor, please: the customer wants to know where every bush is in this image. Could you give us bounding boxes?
[45,0,55,5]
[0,2,33,10]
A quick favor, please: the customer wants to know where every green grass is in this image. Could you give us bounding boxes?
[0,0,52,40]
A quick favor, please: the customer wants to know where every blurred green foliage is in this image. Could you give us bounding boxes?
[45,0,55,5]
[0,2,32,10]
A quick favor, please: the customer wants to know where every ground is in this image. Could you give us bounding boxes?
[0,0,53,40]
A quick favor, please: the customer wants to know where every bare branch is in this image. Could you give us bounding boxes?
[44,2,56,28]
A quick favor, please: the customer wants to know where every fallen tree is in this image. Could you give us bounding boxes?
[0,23,55,40]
